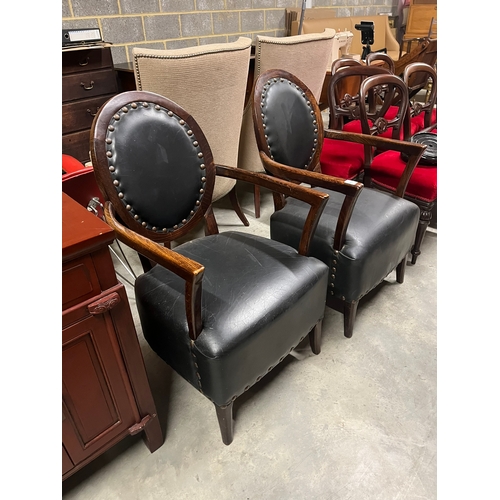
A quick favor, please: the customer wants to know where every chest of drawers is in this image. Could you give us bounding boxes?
[62,46,118,163]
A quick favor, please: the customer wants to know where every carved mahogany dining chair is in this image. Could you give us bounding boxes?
[365,59,437,135]
[90,90,331,445]
[403,62,437,132]
[365,52,395,73]
[320,64,393,180]
[252,69,425,338]
[357,73,437,264]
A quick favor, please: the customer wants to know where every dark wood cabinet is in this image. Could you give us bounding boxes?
[62,46,118,163]
[62,192,163,480]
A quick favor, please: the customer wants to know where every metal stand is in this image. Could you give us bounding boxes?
[297,0,307,35]
[108,241,137,288]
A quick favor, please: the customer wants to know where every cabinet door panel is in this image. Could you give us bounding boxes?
[62,445,74,476]
[62,303,138,465]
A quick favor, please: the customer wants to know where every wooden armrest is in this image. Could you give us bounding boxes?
[323,129,426,197]
[256,154,363,252]
[103,202,204,340]
[215,164,329,256]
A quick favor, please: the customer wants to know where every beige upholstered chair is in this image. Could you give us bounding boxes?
[132,38,252,229]
[237,29,335,218]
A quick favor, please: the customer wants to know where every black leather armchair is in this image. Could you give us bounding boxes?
[90,91,330,445]
[251,70,425,338]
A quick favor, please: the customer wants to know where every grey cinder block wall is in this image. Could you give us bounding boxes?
[62,0,398,64]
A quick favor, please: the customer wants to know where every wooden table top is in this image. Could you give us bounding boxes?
[62,192,115,262]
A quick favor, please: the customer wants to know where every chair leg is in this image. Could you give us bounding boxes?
[411,209,432,265]
[215,402,234,446]
[138,253,154,273]
[308,320,322,355]
[228,186,249,226]
[343,300,359,339]
[254,184,261,219]
[204,206,219,236]
[396,255,407,284]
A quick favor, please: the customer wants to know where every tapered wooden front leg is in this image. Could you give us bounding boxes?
[204,206,219,236]
[396,256,407,283]
[344,300,359,339]
[411,209,432,265]
[254,184,261,219]
[215,402,234,445]
[309,320,322,355]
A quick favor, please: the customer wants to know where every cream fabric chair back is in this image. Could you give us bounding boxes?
[132,38,252,203]
[237,30,335,217]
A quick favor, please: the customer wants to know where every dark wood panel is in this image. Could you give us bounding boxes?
[62,129,92,164]
[62,445,74,476]
[62,255,101,310]
[63,69,118,102]
[62,297,139,465]
[63,327,119,443]
[62,94,115,135]
[62,47,114,75]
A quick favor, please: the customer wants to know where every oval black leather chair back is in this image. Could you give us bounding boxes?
[91,91,216,243]
[252,70,324,172]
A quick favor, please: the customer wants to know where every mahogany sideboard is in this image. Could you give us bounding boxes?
[62,192,163,480]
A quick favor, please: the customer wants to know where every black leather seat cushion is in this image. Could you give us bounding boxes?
[271,188,420,303]
[135,231,328,406]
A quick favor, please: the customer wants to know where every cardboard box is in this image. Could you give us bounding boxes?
[285,7,336,36]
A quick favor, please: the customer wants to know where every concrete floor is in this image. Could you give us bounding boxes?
[62,183,437,500]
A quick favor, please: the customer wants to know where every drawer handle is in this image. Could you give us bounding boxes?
[87,107,100,117]
[80,80,94,91]
[78,56,89,66]
[88,292,121,315]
